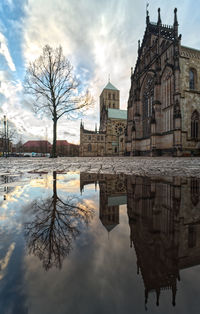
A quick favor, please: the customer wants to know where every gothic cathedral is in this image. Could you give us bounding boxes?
[80,82,127,156]
[126,8,200,156]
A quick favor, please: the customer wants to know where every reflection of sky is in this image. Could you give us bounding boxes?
[0,173,200,313]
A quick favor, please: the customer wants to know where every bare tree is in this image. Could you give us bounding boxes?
[24,45,92,158]
[15,140,23,153]
[24,171,94,270]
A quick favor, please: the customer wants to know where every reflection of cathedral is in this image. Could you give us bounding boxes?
[80,173,200,306]
[80,173,127,232]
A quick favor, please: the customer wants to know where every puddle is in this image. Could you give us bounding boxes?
[0,172,200,313]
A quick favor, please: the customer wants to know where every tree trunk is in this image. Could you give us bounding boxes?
[52,119,57,158]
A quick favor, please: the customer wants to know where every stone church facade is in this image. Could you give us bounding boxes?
[126,8,200,156]
[80,82,127,156]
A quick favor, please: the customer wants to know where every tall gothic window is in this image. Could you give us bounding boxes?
[188,225,196,248]
[191,110,199,139]
[191,179,199,206]
[88,144,92,152]
[189,69,196,90]
[162,71,173,132]
[142,76,154,138]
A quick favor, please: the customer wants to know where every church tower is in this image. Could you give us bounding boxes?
[99,81,120,132]
[100,81,120,113]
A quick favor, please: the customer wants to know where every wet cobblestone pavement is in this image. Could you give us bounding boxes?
[1,156,200,177]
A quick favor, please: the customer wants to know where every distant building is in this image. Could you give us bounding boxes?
[126,8,200,156]
[80,81,127,156]
[23,140,52,153]
[56,140,79,157]
[23,140,79,156]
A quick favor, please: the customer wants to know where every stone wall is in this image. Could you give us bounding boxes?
[180,47,200,153]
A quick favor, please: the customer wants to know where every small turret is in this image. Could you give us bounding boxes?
[157,8,161,25]
[138,40,141,54]
[156,288,161,306]
[174,8,178,37]
[80,119,83,129]
[146,9,150,25]
[131,67,133,76]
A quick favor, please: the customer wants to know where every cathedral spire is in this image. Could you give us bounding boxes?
[146,5,150,25]
[174,8,178,38]
[156,288,161,306]
[172,282,177,307]
[157,8,161,25]
[174,8,178,26]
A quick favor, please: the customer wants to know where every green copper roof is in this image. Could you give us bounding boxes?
[108,195,127,206]
[104,82,119,91]
[108,108,127,120]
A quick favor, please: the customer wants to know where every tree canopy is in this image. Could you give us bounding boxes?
[24,45,92,157]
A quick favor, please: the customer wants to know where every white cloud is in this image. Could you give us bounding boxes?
[1,0,200,144]
[0,32,16,71]
[21,0,145,140]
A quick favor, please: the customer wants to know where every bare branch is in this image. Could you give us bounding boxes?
[24,45,93,157]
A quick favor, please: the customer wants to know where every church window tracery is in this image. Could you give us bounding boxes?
[188,225,196,248]
[88,144,92,152]
[142,76,154,137]
[162,71,173,132]
[191,110,199,139]
[189,69,196,90]
[162,72,172,109]
[115,122,125,135]
[191,179,199,206]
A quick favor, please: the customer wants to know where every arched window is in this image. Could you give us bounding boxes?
[189,69,196,90]
[188,225,196,248]
[191,110,199,139]
[142,75,154,137]
[88,144,92,152]
[191,179,199,206]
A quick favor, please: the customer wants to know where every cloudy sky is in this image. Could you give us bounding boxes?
[0,0,200,144]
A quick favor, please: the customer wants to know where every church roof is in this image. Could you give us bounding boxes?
[108,195,127,206]
[108,108,127,120]
[104,82,119,91]
[101,222,118,232]
[104,224,118,232]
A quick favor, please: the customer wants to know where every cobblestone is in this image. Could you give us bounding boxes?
[0,156,200,178]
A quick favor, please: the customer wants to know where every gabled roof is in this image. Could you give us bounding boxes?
[108,108,127,120]
[56,140,69,146]
[104,82,119,91]
[104,224,118,232]
[23,140,51,148]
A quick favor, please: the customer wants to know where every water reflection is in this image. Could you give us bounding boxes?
[1,172,200,311]
[24,171,94,270]
[80,173,200,308]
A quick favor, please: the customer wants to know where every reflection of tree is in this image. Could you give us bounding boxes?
[24,172,93,270]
